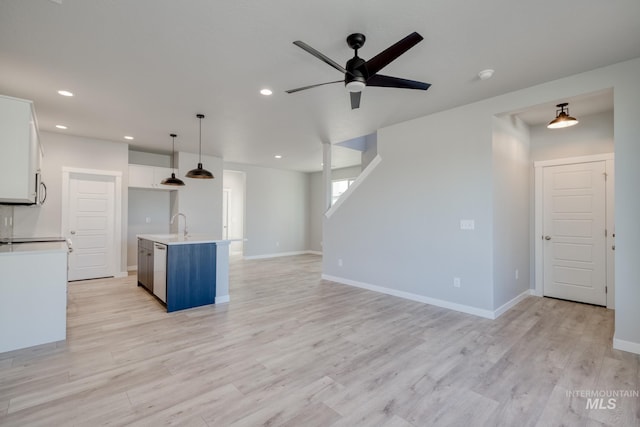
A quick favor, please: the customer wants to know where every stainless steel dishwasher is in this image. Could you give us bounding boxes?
[153,243,167,303]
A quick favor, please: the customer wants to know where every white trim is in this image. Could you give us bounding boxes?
[613,336,640,355]
[493,289,536,318]
[533,153,614,168]
[325,154,382,218]
[62,167,123,280]
[322,274,497,319]
[243,250,319,260]
[113,271,128,278]
[533,153,614,307]
[215,295,230,304]
[307,250,322,256]
[128,265,137,272]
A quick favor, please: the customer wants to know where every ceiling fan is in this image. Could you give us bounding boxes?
[286,32,431,109]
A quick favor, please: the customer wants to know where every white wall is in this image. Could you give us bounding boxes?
[174,151,223,236]
[224,162,309,258]
[128,150,171,167]
[492,115,531,308]
[308,171,323,253]
[323,102,495,311]
[309,165,365,253]
[222,170,245,253]
[12,131,129,274]
[127,189,171,268]
[323,56,640,348]
[530,110,614,162]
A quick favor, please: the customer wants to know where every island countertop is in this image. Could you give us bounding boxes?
[137,233,232,246]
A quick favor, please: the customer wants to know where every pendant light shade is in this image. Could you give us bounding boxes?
[186,114,214,179]
[161,133,185,186]
[547,102,579,129]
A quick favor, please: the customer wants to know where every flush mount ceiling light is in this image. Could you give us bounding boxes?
[547,102,579,129]
[161,133,185,186]
[274,155,282,159]
[55,124,67,129]
[57,90,73,97]
[260,88,273,96]
[186,114,214,179]
[124,135,134,140]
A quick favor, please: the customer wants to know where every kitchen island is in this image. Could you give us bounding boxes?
[137,234,230,312]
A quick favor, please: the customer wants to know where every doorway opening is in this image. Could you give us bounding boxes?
[222,170,246,256]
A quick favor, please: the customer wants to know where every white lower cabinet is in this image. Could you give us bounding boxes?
[0,243,68,353]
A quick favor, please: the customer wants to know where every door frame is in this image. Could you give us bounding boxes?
[534,153,615,308]
[61,167,123,278]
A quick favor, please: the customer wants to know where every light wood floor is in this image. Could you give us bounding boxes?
[1,254,638,426]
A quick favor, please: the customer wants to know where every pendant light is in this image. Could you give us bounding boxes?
[547,102,579,129]
[161,133,185,186]
[186,113,214,179]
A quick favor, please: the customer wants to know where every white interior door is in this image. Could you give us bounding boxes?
[542,161,606,305]
[67,173,115,281]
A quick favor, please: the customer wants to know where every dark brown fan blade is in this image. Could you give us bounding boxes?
[367,74,431,90]
[293,41,351,76]
[286,80,343,94]
[350,91,361,109]
[365,32,423,76]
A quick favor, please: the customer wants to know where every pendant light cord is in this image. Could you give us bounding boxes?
[198,115,203,163]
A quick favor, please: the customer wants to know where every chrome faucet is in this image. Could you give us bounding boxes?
[170,213,188,237]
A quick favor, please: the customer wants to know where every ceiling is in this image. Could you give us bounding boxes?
[1,1,638,172]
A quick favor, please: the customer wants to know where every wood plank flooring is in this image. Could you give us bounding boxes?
[1,254,638,426]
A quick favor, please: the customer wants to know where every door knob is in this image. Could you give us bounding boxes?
[545,235,552,240]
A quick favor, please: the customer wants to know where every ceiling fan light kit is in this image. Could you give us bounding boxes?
[186,114,214,179]
[287,31,431,109]
[161,133,186,186]
[547,102,579,129]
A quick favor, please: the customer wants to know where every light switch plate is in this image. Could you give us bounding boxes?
[460,219,475,230]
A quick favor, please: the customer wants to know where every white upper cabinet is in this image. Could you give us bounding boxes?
[0,95,41,204]
[128,164,178,190]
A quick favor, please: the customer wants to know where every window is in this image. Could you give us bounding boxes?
[331,178,355,206]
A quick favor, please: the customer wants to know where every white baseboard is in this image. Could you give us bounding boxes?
[244,250,320,260]
[613,336,640,355]
[114,271,128,278]
[322,274,496,319]
[493,289,536,318]
[215,295,230,304]
[127,265,137,272]
[307,250,322,256]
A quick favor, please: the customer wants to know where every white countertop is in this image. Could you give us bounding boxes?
[0,241,69,255]
[137,234,233,246]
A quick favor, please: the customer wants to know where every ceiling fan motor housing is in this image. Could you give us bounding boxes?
[345,56,367,91]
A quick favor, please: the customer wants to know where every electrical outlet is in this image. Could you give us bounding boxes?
[338,259,343,267]
[275,241,280,247]
[460,219,475,230]
[515,269,519,280]
[145,217,151,224]
[453,277,461,288]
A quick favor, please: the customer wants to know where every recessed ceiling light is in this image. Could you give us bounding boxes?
[260,89,273,96]
[124,136,134,140]
[55,125,67,129]
[57,90,74,97]
[274,155,282,159]
[478,69,495,80]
